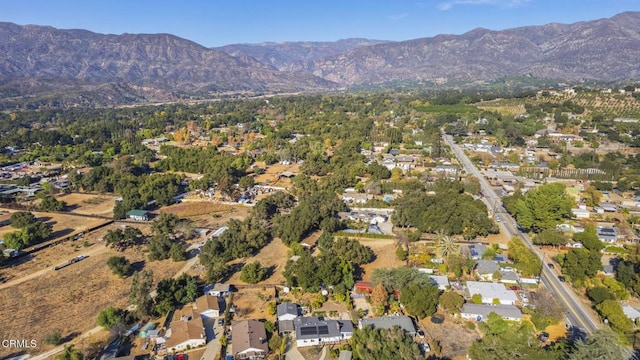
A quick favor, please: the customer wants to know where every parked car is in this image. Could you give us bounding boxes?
[547,263,554,269]
[421,341,431,352]
[218,318,224,326]
[558,275,566,282]
[417,329,425,338]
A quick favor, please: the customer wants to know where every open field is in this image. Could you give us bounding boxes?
[56,193,117,218]
[0,209,111,248]
[226,237,290,285]
[0,223,151,287]
[231,286,277,322]
[253,162,301,189]
[158,201,234,218]
[357,239,405,282]
[422,315,481,359]
[0,244,184,358]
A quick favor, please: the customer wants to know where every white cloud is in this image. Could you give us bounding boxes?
[437,0,531,11]
[389,13,409,22]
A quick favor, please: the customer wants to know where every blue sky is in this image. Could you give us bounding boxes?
[2,0,639,47]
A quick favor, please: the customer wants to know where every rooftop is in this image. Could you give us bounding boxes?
[461,303,522,320]
[232,319,268,355]
[358,315,416,334]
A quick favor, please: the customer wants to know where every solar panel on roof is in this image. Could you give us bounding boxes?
[318,325,329,335]
[300,327,318,336]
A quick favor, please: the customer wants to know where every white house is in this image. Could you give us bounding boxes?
[622,305,640,322]
[466,281,518,305]
[571,208,591,219]
[165,307,206,352]
[277,302,299,321]
[194,295,221,318]
[428,275,450,291]
[461,304,522,322]
[295,317,353,348]
[204,283,231,297]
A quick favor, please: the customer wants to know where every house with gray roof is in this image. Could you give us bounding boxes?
[597,227,618,244]
[358,316,416,336]
[461,304,522,322]
[476,260,500,281]
[462,244,487,260]
[294,317,353,348]
[277,302,299,321]
[499,270,520,284]
[466,281,518,305]
[428,275,450,290]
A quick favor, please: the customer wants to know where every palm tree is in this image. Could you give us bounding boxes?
[435,230,459,259]
[55,345,84,360]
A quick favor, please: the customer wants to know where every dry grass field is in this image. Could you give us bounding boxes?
[231,286,277,322]
[57,193,117,217]
[226,238,290,285]
[358,239,405,282]
[158,201,234,218]
[253,162,301,189]
[0,209,111,247]
[0,244,184,358]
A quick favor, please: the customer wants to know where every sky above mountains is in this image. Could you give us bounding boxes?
[3,0,639,47]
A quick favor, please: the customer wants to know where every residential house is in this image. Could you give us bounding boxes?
[476,260,500,281]
[499,270,520,284]
[597,227,618,244]
[353,282,374,294]
[232,319,268,359]
[466,281,518,305]
[428,275,450,291]
[358,316,416,336]
[341,193,372,204]
[165,306,206,352]
[277,303,298,335]
[460,304,522,322]
[126,210,150,221]
[434,165,458,175]
[599,203,618,212]
[295,317,353,347]
[571,208,590,219]
[623,305,640,322]
[194,295,221,318]
[204,283,232,297]
[462,244,487,261]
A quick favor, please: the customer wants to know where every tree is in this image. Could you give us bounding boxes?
[533,229,567,246]
[567,328,628,360]
[435,231,459,259]
[128,270,154,317]
[169,243,186,261]
[587,286,615,305]
[45,329,62,345]
[399,282,439,319]
[561,248,602,283]
[485,312,509,335]
[508,238,542,276]
[10,211,36,228]
[39,195,66,211]
[469,322,563,360]
[240,261,267,284]
[573,226,603,252]
[97,306,123,329]
[471,293,483,304]
[439,291,464,314]
[107,256,132,277]
[596,300,633,335]
[151,213,180,235]
[530,288,564,330]
[395,246,408,261]
[511,183,573,232]
[352,325,421,360]
[332,237,374,265]
[55,345,84,360]
[371,283,389,308]
[583,185,602,207]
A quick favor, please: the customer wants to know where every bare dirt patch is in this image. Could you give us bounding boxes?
[0,245,184,358]
[253,162,300,189]
[356,239,405,282]
[231,286,277,322]
[57,193,117,217]
[422,315,481,359]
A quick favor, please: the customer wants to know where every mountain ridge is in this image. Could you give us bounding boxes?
[1,12,640,107]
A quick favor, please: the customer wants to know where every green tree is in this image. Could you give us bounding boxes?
[439,291,464,314]
[44,329,62,345]
[435,231,459,259]
[55,345,84,360]
[399,282,439,319]
[533,229,567,246]
[97,306,123,329]
[240,261,268,284]
[567,328,628,360]
[10,211,36,228]
[573,225,603,252]
[508,238,542,276]
[596,300,634,335]
[352,325,421,360]
[587,287,615,305]
[471,293,483,304]
[39,195,66,211]
[511,183,573,232]
[128,270,154,317]
[107,256,132,277]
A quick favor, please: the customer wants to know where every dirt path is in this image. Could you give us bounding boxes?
[0,244,109,291]
[28,326,103,360]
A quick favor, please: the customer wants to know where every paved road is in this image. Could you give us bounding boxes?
[443,133,601,334]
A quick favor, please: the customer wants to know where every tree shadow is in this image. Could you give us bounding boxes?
[264,265,277,279]
[220,263,244,283]
[64,204,80,211]
[130,260,146,273]
[61,331,81,343]
[50,228,74,239]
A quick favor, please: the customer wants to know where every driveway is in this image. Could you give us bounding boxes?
[200,317,222,360]
[284,338,305,360]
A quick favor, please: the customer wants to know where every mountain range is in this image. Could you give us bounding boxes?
[1,11,640,107]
